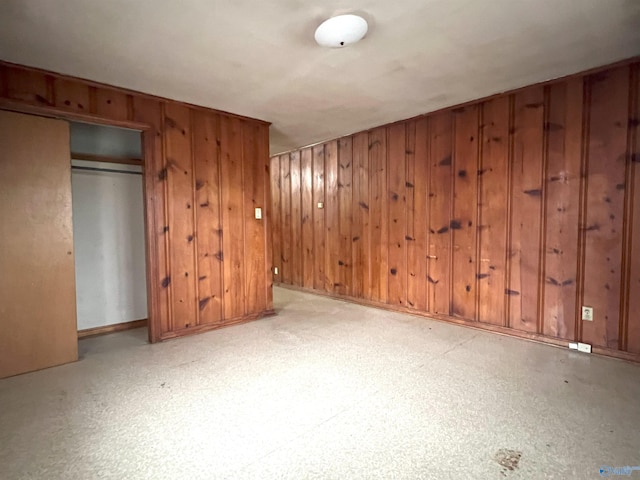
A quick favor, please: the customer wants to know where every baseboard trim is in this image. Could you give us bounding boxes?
[158,309,276,341]
[78,319,148,339]
[275,283,640,364]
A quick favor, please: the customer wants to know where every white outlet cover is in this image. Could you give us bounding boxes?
[317,202,324,209]
[255,207,262,219]
[582,306,593,321]
[577,342,592,353]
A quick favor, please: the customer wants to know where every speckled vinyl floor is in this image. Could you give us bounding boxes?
[1,287,639,479]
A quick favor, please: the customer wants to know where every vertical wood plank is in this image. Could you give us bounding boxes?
[258,124,273,311]
[543,79,583,340]
[313,145,326,290]
[368,127,388,303]
[4,68,50,105]
[338,137,353,296]
[301,148,315,289]
[387,123,407,306]
[95,89,130,121]
[164,103,197,328]
[582,66,629,349]
[451,106,479,320]
[281,153,292,284]
[406,119,429,311]
[627,63,640,354]
[351,132,370,299]
[428,112,453,315]
[53,78,90,113]
[290,151,303,286]
[478,97,511,325]
[220,117,246,319]
[508,87,545,332]
[133,96,169,340]
[243,121,268,314]
[325,140,340,292]
[192,110,223,324]
[260,124,273,311]
[270,155,282,283]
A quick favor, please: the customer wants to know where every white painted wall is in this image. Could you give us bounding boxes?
[70,121,142,158]
[70,123,147,331]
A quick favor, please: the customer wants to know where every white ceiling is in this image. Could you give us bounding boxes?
[0,0,639,154]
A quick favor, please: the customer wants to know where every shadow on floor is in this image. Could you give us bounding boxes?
[78,326,148,359]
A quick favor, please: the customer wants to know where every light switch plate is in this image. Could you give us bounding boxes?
[255,207,262,219]
[274,267,278,275]
[317,202,324,209]
[582,306,593,321]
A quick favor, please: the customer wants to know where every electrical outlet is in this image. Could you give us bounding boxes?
[274,267,278,275]
[577,342,592,353]
[582,306,593,321]
[317,202,324,209]
[255,207,262,219]
[569,342,591,353]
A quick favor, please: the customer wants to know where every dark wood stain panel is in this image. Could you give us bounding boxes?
[312,145,326,290]
[290,151,303,286]
[260,125,273,311]
[406,119,429,311]
[280,153,292,284]
[351,132,369,299]
[220,118,247,319]
[270,155,282,283]
[243,121,268,315]
[95,89,130,121]
[477,97,510,326]
[582,66,630,349]
[53,78,90,113]
[4,67,49,105]
[164,103,197,329]
[338,138,353,297]
[387,123,407,306]
[508,87,545,333]
[270,58,640,362]
[325,140,340,292]
[627,64,640,354]
[368,127,388,303]
[259,124,274,311]
[451,106,479,320]
[300,148,314,289]
[132,96,171,336]
[542,79,583,340]
[192,110,223,324]
[428,113,453,315]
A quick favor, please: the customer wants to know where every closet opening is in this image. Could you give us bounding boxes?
[69,121,148,353]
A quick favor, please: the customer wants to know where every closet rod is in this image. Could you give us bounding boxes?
[71,165,142,176]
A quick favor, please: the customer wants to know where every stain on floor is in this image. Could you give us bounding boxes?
[494,449,522,476]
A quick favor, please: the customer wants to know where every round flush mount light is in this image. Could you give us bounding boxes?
[314,14,368,48]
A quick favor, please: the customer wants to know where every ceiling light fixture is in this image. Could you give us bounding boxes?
[314,14,368,48]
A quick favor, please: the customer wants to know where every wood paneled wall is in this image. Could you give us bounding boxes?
[0,61,273,343]
[271,60,640,362]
